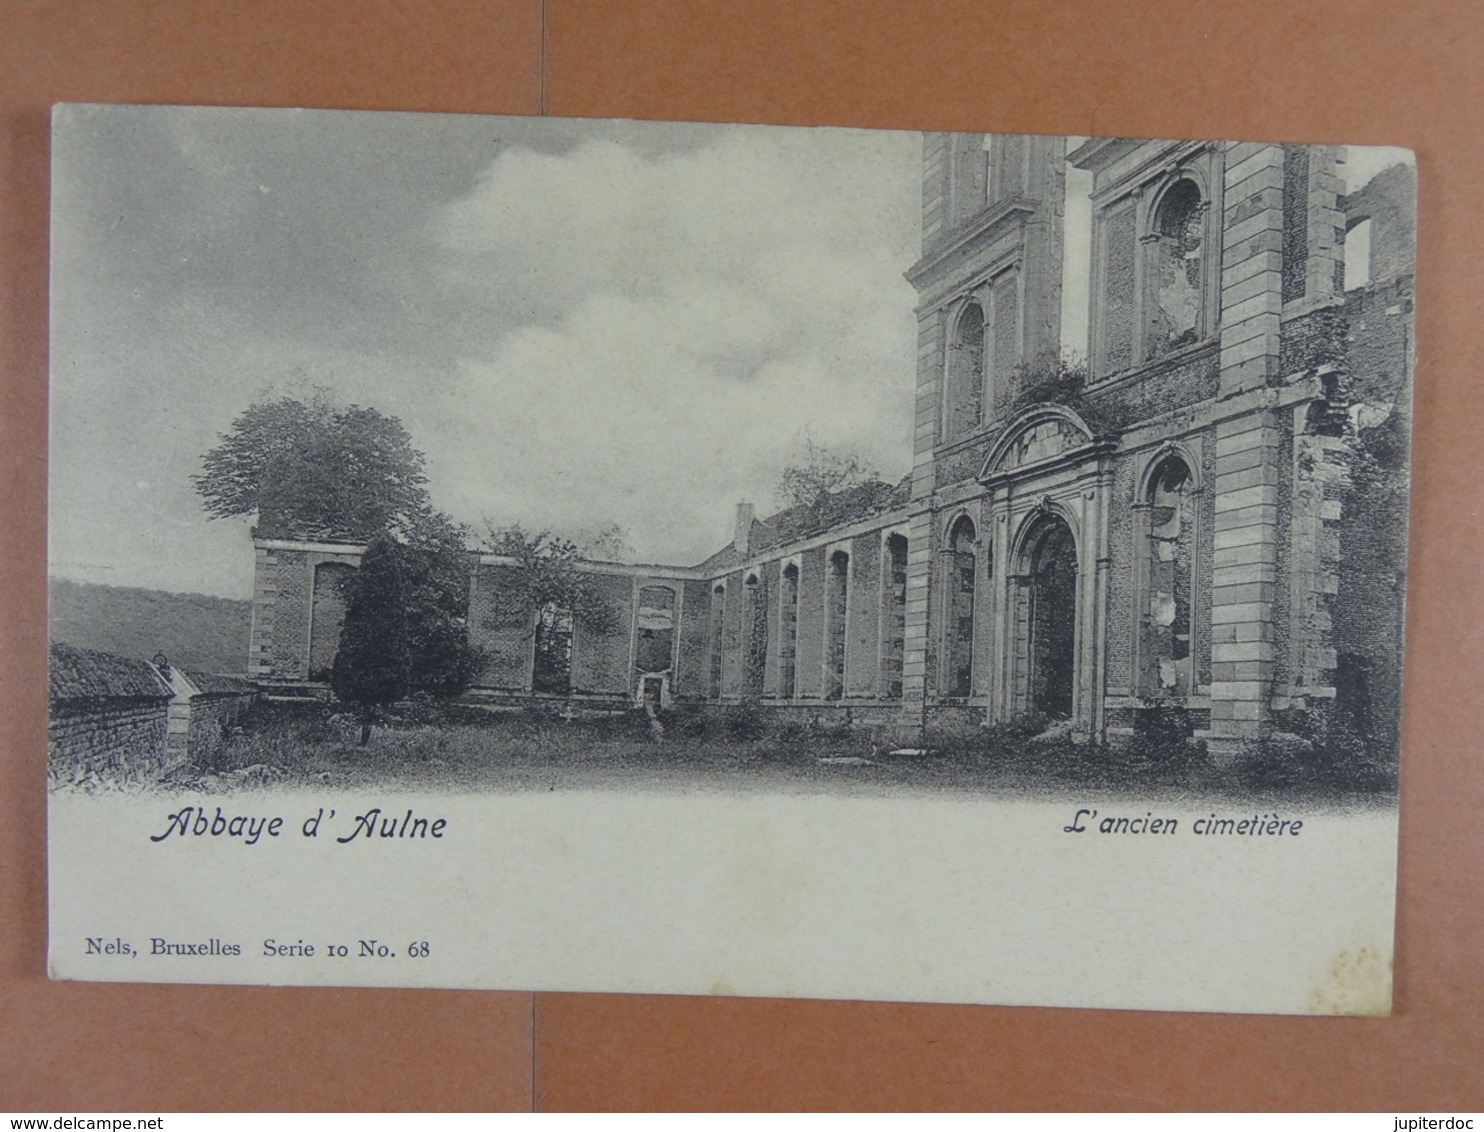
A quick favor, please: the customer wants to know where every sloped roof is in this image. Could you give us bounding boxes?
[49,643,172,703]
[694,475,912,574]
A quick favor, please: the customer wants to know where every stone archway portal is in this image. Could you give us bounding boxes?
[1012,514,1078,721]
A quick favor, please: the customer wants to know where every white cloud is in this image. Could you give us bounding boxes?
[427,127,921,564]
[49,112,924,594]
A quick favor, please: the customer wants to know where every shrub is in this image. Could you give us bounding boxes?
[721,700,768,741]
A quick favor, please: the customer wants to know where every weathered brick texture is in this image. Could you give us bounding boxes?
[570,574,634,695]
[469,562,534,691]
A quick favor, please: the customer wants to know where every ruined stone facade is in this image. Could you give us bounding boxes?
[247,135,1414,761]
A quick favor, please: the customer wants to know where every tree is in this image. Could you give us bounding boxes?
[197,395,481,701]
[195,395,431,541]
[775,432,880,511]
[398,509,484,698]
[330,533,411,744]
[483,524,625,665]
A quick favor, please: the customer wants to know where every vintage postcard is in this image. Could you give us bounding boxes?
[47,104,1414,1013]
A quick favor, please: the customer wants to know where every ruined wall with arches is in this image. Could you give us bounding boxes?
[240,136,1411,767]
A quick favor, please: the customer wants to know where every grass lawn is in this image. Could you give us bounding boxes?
[163,700,1399,808]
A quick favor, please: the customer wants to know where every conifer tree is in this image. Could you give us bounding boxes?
[330,532,411,744]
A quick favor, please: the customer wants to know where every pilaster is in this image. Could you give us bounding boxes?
[1220,143,1286,395]
[1208,408,1282,758]
[899,509,936,721]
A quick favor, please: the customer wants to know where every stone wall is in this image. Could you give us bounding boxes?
[49,698,173,790]
[49,643,177,789]
[183,691,258,767]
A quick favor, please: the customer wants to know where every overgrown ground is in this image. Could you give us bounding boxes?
[163,699,1400,807]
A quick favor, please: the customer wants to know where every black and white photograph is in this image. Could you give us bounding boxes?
[46,104,1414,1014]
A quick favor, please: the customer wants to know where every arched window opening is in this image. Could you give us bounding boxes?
[944,302,985,440]
[778,563,800,698]
[1146,179,1205,358]
[1344,217,1373,291]
[1143,456,1194,699]
[946,518,977,698]
[825,552,849,700]
[743,573,768,697]
[707,584,726,700]
[881,534,908,699]
[634,586,676,676]
[533,601,574,694]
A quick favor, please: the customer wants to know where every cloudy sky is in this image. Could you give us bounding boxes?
[49,106,926,597]
[48,105,1409,599]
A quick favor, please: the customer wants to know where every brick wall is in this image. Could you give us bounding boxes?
[251,545,363,683]
[1272,417,1296,690]
[1085,344,1220,428]
[1344,276,1414,405]
[1342,164,1416,286]
[1099,203,1138,375]
[676,579,712,700]
[795,547,827,698]
[845,534,882,698]
[570,574,634,695]
[258,548,310,679]
[1281,146,1311,303]
[716,570,744,698]
[1104,453,1137,692]
[1279,303,1348,376]
[760,559,782,695]
[308,561,356,679]
[468,562,534,691]
[1196,436,1216,688]
[1332,415,1407,754]
[1328,272,1412,755]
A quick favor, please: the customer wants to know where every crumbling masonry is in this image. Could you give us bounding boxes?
[247,136,1414,763]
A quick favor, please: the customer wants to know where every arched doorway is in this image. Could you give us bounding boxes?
[1013,514,1078,721]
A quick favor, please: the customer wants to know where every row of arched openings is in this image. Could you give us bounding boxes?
[706,535,911,702]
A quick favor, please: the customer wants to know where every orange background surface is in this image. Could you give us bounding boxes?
[2,0,1481,1111]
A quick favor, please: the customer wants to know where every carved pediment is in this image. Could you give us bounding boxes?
[980,405,1097,481]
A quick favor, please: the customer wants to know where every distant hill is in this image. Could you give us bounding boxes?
[48,578,252,675]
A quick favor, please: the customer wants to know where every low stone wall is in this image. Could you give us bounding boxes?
[48,698,174,790]
[50,643,260,789]
[184,690,258,768]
